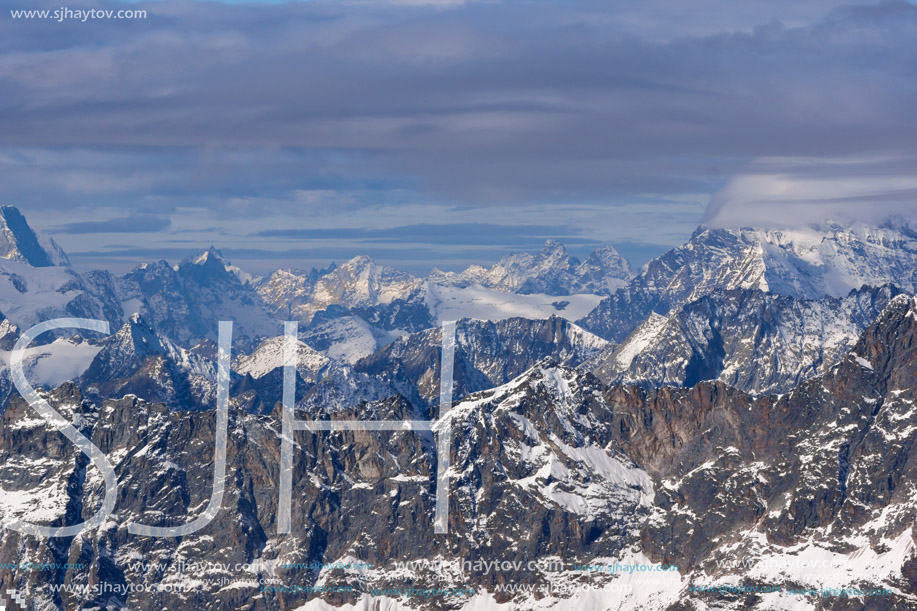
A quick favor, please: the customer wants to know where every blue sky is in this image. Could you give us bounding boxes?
[2,0,917,274]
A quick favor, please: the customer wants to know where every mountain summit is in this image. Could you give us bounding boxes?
[429,239,633,295]
[0,205,70,267]
[580,222,917,341]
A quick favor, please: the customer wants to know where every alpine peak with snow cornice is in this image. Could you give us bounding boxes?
[0,205,70,267]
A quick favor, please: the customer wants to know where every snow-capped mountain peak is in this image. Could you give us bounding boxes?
[693,222,917,299]
[290,255,423,322]
[234,335,329,381]
[428,239,632,296]
[179,246,237,281]
[575,243,633,292]
[0,205,70,267]
[190,245,223,265]
[581,221,917,342]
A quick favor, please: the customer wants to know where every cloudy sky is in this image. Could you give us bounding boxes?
[2,0,917,274]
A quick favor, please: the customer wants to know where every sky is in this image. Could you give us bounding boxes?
[2,0,917,274]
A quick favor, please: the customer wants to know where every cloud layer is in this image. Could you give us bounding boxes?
[704,155,917,228]
[1,0,916,270]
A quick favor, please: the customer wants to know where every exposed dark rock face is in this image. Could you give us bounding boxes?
[594,285,902,394]
[354,316,608,406]
[79,314,219,411]
[0,366,650,610]
[606,296,917,609]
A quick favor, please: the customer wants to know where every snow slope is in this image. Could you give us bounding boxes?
[425,283,603,323]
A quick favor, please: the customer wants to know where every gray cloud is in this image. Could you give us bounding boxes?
[2,0,916,269]
[56,214,172,234]
[255,223,593,246]
[3,1,915,202]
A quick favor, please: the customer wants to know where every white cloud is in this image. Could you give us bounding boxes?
[703,155,917,228]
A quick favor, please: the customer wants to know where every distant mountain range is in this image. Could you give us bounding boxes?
[580,223,917,341]
[1,204,917,610]
[428,239,632,294]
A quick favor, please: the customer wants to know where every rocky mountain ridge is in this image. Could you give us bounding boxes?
[428,240,632,295]
[594,284,903,394]
[579,222,917,342]
[1,296,916,609]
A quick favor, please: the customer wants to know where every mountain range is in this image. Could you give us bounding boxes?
[1,205,916,610]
